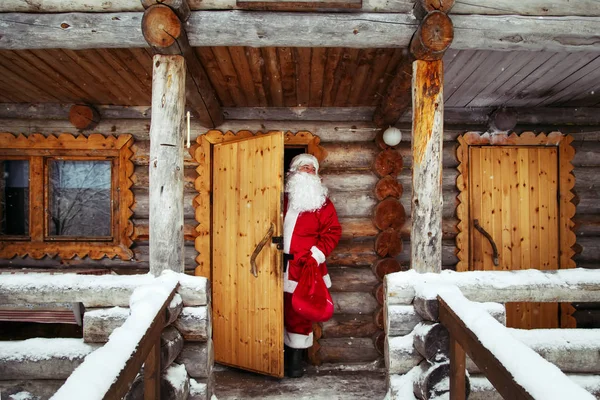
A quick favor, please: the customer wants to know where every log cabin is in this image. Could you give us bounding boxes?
[0,0,599,398]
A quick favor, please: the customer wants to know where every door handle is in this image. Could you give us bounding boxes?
[250,223,275,278]
[473,219,499,266]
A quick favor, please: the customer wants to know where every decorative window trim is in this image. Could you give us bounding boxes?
[455,131,576,327]
[192,130,326,278]
[0,133,134,260]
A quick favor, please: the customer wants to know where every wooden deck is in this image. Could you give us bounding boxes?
[213,364,388,400]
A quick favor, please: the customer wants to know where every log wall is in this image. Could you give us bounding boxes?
[0,118,599,366]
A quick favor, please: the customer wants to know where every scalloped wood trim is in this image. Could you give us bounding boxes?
[193,130,326,278]
[0,132,134,260]
[456,131,577,328]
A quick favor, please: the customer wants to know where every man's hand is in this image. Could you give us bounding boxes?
[297,253,319,269]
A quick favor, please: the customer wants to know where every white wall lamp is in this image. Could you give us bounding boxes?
[382,126,402,147]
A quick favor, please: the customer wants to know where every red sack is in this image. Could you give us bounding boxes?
[292,258,334,322]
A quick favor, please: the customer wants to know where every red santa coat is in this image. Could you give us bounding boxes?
[283,195,342,348]
[283,196,342,294]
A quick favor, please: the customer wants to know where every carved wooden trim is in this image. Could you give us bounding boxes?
[193,129,326,278]
[455,131,577,327]
[0,133,134,260]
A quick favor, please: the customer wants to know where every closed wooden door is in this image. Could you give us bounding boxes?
[212,132,284,377]
[469,146,559,328]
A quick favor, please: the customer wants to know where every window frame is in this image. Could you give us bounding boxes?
[0,133,134,260]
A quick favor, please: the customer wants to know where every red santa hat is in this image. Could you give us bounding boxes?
[289,153,319,174]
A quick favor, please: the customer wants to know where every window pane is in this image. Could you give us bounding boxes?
[49,160,112,237]
[0,160,29,236]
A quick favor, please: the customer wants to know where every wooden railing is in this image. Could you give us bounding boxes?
[384,268,600,400]
[52,277,180,400]
[437,290,594,400]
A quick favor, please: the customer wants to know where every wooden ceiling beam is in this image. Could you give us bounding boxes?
[1,12,600,52]
[142,4,223,127]
[2,0,599,16]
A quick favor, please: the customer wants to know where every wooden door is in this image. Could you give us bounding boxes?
[212,132,284,377]
[469,146,559,328]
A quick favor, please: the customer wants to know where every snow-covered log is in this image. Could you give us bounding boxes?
[0,338,99,379]
[413,359,470,400]
[386,303,505,336]
[0,380,65,400]
[385,333,423,375]
[124,363,190,400]
[83,306,130,343]
[172,306,211,341]
[413,322,449,363]
[188,378,209,400]
[0,271,209,307]
[175,340,214,379]
[385,269,600,305]
[83,296,183,343]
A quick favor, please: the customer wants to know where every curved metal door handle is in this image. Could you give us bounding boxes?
[250,223,275,278]
[473,219,499,266]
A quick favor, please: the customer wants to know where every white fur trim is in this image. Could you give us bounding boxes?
[284,330,314,349]
[310,246,326,264]
[283,207,299,253]
[322,273,332,288]
[284,270,298,293]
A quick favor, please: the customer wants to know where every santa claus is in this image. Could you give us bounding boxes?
[283,153,342,378]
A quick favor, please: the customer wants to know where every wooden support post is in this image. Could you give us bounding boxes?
[149,55,185,275]
[411,59,443,273]
[142,4,223,128]
[144,340,161,400]
[449,335,466,400]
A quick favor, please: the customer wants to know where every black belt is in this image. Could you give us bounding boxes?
[283,253,294,272]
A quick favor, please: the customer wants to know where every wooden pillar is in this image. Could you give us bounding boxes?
[411,59,444,273]
[149,55,186,275]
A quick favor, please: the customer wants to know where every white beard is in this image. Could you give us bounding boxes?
[285,172,328,213]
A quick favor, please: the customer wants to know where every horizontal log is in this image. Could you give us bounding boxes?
[328,266,379,292]
[338,217,379,239]
[331,292,378,315]
[317,338,380,364]
[0,273,209,307]
[133,164,197,191]
[2,12,596,51]
[468,374,600,400]
[83,306,129,343]
[223,107,375,121]
[321,314,379,338]
[573,236,600,263]
[3,0,600,16]
[132,189,196,219]
[385,332,423,374]
[172,306,211,341]
[0,338,100,379]
[175,340,214,379]
[413,322,449,363]
[386,269,600,305]
[132,140,197,167]
[0,380,66,400]
[386,303,505,337]
[328,239,378,267]
[574,215,600,237]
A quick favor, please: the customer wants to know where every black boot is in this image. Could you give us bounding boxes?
[285,346,304,378]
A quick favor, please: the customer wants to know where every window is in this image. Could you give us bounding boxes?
[0,133,134,260]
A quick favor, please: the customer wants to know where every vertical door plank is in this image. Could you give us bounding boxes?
[508,148,522,273]
[490,147,503,272]
[469,147,483,269]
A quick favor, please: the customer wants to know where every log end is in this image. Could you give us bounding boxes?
[410,11,454,61]
[142,4,182,49]
[69,104,100,130]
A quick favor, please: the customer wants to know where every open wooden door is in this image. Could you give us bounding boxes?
[469,146,559,328]
[212,132,284,377]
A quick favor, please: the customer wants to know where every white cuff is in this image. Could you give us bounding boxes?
[310,246,326,264]
[322,273,332,288]
[284,330,314,349]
